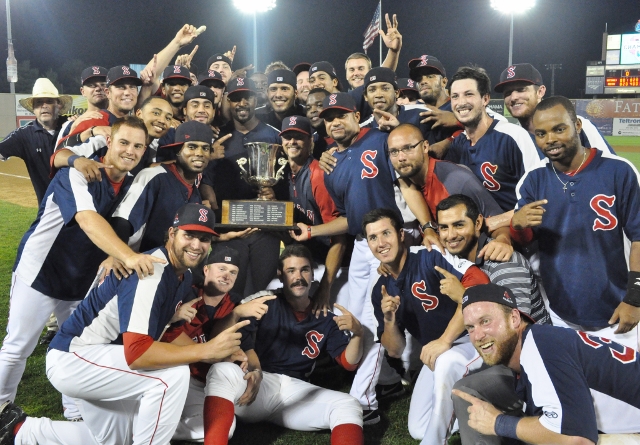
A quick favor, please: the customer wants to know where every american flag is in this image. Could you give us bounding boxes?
[362,2,381,54]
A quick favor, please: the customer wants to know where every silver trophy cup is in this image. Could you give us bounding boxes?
[237,142,287,200]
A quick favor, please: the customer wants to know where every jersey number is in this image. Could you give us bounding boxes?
[590,194,618,231]
[577,331,636,364]
[411,281,439,312]
[302,330,325,359]
[480,162,500,191]
[361,150,379,179]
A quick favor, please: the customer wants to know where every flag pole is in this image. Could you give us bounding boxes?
[378,0,382,65]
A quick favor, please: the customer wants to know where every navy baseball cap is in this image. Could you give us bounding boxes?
[267,69,297,89]
[363,67,398,90]
[207,54,233,69]
[160,120,214,149]
[198,70,225,87]
[226,77,256,97]
[279,115,312,137]
[182,85,215,107]
[173,203,218,236]
[292,62,311,76]
[408,55,447,81]
[397,78,418,93]
[106,65,142,87]
[206,246,241,267]
[81,66,108,85]
[494,63,543,93]
[309,61,338,79]
[461,284,535,323]
[162,65,192,84]
[319,93,357,118]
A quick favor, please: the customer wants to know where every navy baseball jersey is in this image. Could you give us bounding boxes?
[578,115,615,154]
[13,167,132,301]
[425,100,462,146]
[347,85,372,123]
[240,291,350,381]
[372,247,489,345]
[360,104,431,137]
[516,324,640,442]
[446,119,543,211]
[112,163,201,252]
[50,247,193,352]
[256,103,307,129]
[201,121,283,208]
[515,150,640,326]
[323,128,401,236]
[312,132,335,160]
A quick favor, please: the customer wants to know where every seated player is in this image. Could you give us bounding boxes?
[202,245,365,445]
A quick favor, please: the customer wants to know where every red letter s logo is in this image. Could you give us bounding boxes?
[411,280,439,312]
[361,150,379,179]
[302,330,325,359]
[590,194,618,231]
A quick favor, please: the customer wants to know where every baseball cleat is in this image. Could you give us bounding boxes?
[0,401,26,445]
[362,409,380,425]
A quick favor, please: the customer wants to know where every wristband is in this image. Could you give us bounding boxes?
[90,126,96,137]
[307,226,312,240]
[67,155,82,167]
[624,271,640,307]
[494,414,520,440]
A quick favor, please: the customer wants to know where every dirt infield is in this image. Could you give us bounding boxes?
[0,158,37,208]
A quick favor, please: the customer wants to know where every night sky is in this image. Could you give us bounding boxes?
[0,0,638,97]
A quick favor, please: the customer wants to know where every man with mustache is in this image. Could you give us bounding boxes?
[203,244,366,445]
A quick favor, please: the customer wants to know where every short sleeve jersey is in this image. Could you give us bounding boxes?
[360,104,432,140]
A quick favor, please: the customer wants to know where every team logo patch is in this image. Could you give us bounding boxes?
[289,116,297,126]
[419,55,428,67]
[198,208,209,222]
[412,280,439,312]
[185,135,190,139]
[480,162,500,191]
[302,330,324,359]
[311,66,318,72]
[225,256,231,261]
[502,291,513,303]
[277,76,283,82]
[237,78,244,86]
[360,150,379,179]
[407,79,414,87]
[92,66,101,75]
[200,92,206,97]
[174,213,180,224]
[543,411,558,418]
[174,65,182,74]
[369,75,376,81]
[328,94,337,105]
[590,194,618,231]
[216,56,222,60]
[122,66,130,75]
[506,66,516,79]
[462,295,468,304]
[208,70,216,76]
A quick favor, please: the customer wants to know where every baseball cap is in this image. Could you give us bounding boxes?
[182,85,215,107]
[81,66,108,85]
[226,77,256,97]
[397,78,418,93]
[106,65,142,87]
[292,62,311,76]
[494,63,543,93]
[160,120,214,149]
[172,203,218,236]
[319,93,357,118]
[267,69,297,89]
[198,70,225,88]
[162,65,192,84]
[206,246,241,267]
[408,55,447,81]
[461,284,535,323]
[207,54,233,69]
[363,67,398,90]
[279,115,312,137]
[309,61,338,80]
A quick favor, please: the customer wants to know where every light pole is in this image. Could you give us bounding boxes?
[233,0,276,70]
[490,0,535,66]
[6,0,17,93]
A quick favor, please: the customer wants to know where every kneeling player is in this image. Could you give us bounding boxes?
[203,245,365,445]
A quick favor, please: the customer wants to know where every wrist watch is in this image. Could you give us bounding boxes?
[421,221,438,232]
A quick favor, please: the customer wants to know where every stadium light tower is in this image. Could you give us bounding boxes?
[490,0,535,66]
[233,0,276,70]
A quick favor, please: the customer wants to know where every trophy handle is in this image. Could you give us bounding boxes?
[237,157,248,178]
[275,157,287,181]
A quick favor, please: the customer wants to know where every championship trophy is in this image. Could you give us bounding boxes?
[220,142,295,230]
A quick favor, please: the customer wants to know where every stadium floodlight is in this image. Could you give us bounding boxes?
[233,0,277,69]
[490,0,536,66]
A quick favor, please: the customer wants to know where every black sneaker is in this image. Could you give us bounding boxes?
[376,381,405,400]
[0,401,26,445]
[39,330,57,345]
[362,409,380,425]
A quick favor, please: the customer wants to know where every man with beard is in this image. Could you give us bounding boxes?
[365,208,489,444]
[511,96,640,348]
[293,62,311,104]
[111,120,213,253]
[183,85,216,125]
[256,69,305,129]
[444,66,543,212]
[201,77,283,297]
[452,284,640,445]
[160,64,192,123]
[1,204,251,445]
[203,244,365,445]
[494,63,614,154]
[0,117,163,417]
[305,88,333,159]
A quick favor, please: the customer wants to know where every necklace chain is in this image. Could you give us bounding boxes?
[551,149,588,192]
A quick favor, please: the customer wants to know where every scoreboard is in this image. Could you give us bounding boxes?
[585,33,640,94]
[605,69,640,88]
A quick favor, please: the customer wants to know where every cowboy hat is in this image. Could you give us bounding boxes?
[19,78,73,114]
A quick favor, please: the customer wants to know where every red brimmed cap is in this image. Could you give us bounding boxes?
[279,115,312,137]
[172,203,218,236]
[162,65,192,84]
[81,66,107,85]
[319,93,357,118]
[408,55,446,81]
[106,65,142,87]
[226,77,256,97]
[160,120,213,149]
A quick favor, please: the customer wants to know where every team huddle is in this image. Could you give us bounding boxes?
[0,17,639,445]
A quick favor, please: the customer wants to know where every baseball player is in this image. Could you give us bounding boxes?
[0,116,163,414]
[111,120,212,253]
[160,64,192,122]
[302,92,403,423]
[182,85,216,125]
[494,63,614,153]
[452,284,640,445]
[305,87,334,159]
[293,62,312,104]
[396,78,420,105]
[207,53,233,84]
[0,204,249,445]
[364,208,490,443]
[445,66,543,212]
[203,244,365,445]
[255,69,305,129]
[198,70,226,108]
[511,96,640,348]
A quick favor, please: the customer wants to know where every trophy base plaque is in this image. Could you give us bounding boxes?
[218,200,297,231]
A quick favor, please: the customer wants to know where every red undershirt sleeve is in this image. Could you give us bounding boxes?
[123,332,155,366]
[335,349,359,371]
[509,220,535,246]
